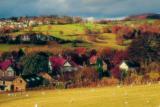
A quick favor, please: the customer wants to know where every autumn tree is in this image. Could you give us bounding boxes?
[116,35,124,45]
[111,50,129,79]
[74,67,98,87]
[21,52,50,75]
[101,27,111,33]
[128,33,160,65]
[84,27,92,35]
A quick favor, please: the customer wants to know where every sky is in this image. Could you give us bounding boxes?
[0,0,160,18]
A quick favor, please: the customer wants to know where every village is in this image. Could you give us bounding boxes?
[0,16,159,93]
[0,0,160,106]
[0,47,142,92]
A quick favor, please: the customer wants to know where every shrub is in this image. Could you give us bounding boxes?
[116,35,124,45]
[100,77,119,86]
[142,74,150,84]
[101,27,111,33]
[148,72,160,82]
[74,67,99,87]
[55,82,65,89]
[84,28,92,35]
[111,66,121,79]
[124,73,143,85]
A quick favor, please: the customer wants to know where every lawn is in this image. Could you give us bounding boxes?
[0,84,160,107]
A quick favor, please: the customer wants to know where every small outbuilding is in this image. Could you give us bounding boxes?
[13,74,44,91]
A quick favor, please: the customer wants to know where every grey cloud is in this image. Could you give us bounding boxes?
[0,0,159,18]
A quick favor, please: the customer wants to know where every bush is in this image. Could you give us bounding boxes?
[55,82,65,89]
[74,67,99,87]
[148,72,160,82]
[124,73,143,85]
[101,27,111,33]
[100,77,119,86]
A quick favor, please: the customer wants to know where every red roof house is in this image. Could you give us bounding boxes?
[49,57,66,69]
[89,55,98,65]
[0,59,14,77]
[0,59,12,71]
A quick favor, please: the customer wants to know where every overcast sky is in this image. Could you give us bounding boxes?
[0,0,160,18]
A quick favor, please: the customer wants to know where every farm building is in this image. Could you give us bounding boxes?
[13,74,44,91]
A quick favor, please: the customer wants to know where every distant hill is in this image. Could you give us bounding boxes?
[125,13,160,20]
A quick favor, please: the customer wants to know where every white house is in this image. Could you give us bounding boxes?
[61,61,78,72]
[119,61,140,72]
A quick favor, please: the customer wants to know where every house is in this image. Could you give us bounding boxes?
[0,76,15,91]
[75,47,86,56]
[13,74,44,91]
[89,55,108,71]
[89,55,98,65]
[49,56,79,80]
[61,61,78,72]
[28,20,37,26]
[49,56,78,72]
[20,35,31,42]
[119,61,140,73]
[61,61,78,81]
[49,56,66,71]
[0,59,15,77]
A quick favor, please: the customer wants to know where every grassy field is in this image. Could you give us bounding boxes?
[8,23,128,50]
[0,44,15,52]
[3,19,156,52]
[0,84,160,107]
[11,23,105,40]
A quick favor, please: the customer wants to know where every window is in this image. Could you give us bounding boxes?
[3,81,5,85]
[20,80,23,83]
[36,77,40,80]
[31,78,35,81]
[26,79,30,82]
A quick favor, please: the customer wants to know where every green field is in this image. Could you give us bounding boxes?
[8,23,128,50]
[11,23,105,40]
[0,84,160,107]
[0,44,15,52]
[1,20,155,51]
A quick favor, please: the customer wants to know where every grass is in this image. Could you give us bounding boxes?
[0,84,160,107]
[10,23,106,40]
[0,44,15,52]
[0,23,131,51]
[94,33,128,49]
[9,23,127,50]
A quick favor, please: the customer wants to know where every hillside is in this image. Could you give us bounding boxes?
[0,18,158,52]
[125,13,160,20]
[8,23,128,50]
